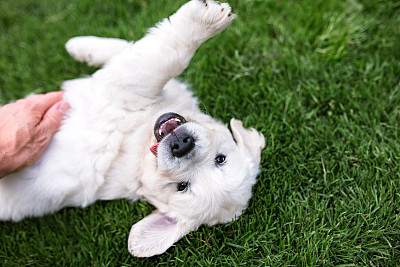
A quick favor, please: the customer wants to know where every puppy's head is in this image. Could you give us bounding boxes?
[128,112,265,257]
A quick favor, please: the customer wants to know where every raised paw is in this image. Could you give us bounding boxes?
[197,0,235,29]
[176,0,235,40]
[202,0,232,17]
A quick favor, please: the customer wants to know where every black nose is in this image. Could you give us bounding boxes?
[170,132,195,157]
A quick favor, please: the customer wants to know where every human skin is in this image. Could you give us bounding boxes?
[0,92,70,178]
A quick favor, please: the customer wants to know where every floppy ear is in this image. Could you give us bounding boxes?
[230,119,265,164]
[128,210,190,257]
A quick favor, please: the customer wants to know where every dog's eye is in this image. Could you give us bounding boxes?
[215,154,226,165]
[177,182,188,192]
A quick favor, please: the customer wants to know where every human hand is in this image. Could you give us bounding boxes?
[0,92,70,178]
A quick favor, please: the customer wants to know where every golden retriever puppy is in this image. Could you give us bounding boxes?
[0,0,265,257]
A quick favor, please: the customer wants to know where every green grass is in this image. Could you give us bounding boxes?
[1,0,399,265]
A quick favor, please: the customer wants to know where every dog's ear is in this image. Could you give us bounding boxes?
[128,210,190,257]
[230,119,265,164]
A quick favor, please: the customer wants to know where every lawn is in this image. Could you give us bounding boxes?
[1,0,399,265]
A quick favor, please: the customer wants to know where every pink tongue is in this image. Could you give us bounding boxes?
[150,143,159,157]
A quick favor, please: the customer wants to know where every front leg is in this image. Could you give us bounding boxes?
[96,0,234,104]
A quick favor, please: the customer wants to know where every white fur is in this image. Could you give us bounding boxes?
[0,0,265,257]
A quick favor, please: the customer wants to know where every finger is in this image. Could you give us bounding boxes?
[26,91,64,113]
[36,100,70,136]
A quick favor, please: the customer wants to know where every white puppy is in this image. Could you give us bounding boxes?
[0,0,265,257]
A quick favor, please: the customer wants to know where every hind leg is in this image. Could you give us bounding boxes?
[65,36,131,67]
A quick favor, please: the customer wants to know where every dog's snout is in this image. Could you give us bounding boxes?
[170,132,195,157]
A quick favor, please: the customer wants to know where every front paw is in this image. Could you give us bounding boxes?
[178,0,235,37]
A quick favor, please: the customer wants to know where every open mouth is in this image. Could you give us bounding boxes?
[150,112,187,156]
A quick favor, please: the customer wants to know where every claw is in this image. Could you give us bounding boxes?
[200,0,207,5]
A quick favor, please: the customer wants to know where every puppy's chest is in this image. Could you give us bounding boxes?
[103,122,154,185]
